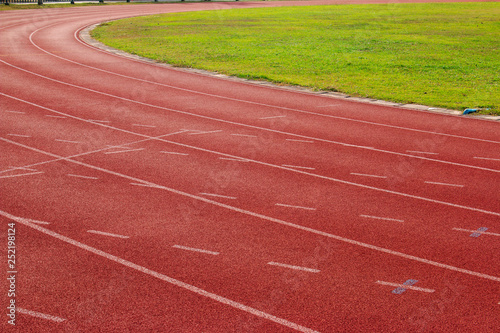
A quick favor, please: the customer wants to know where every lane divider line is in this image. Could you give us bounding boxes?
[0,145,499,283]
[87,230,129,239]
[45,115,67,119]
[5,110,25,114]
[172,245,220,256]
[188,130,223,135]
[1,211,319,333]
[16,307,66,323]
[219,157,250,162]
[231,133,257,138]
[132,123,156,128]
[267,261,320,273]
[259,115,287,120]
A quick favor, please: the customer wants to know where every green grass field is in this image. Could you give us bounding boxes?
[81,3,500,115]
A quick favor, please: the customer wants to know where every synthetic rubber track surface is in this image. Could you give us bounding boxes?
[1,1,499,332]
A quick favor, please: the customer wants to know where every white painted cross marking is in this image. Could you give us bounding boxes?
[453,227,500,237]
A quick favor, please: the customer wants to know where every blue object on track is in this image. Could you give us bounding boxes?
[463,108,478,115]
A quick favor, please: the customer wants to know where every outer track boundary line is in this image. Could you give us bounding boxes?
[2,137,499,283]
[0,211,318,333]
[1,93,499,218]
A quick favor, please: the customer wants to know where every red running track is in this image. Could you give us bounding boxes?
[1,1,499,332]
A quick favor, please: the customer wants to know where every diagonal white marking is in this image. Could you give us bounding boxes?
[425,181,464,188]
[360,215,404,223]
[350,173,387,179]
[16,308,66,323]
[452,228,500,237]
[275,203,316,211]
[0,171,44,179]
[199,193,237,200]
[67,174,98,180]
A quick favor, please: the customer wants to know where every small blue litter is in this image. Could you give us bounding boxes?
[463,109,478,115]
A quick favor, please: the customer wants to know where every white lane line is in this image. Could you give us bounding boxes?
[87,230,129,239]
[104,147,145,155]
[7,134,31,138]
[219,157,250,162]
[267,261,320,273]
[132,123,156,128]
[474,156,500,162]
[360,215,404,223]
[55,139,81,144]
[231,133,257,138]
[286,139,314,143]
[453,228,500,237]
[375,281,435,293]
[282,164,316,170]
[259,115,287,120]
[424,181,464,188]
[275,203,316,211]
[5,110,25,114]
[406,150,439,155]
[23,218,50,225]
[3,211,317,333]
[0,171,44,179]
[16,308,66,323]
[9,166,38,172]
[350,173,387,179]
[172,245,220,256]
[199,193,237,200]
[160,151,189,156]
[1,146,499,283]
[188,130,223,135]
[45,115,66,119]
[66,174,98,180]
